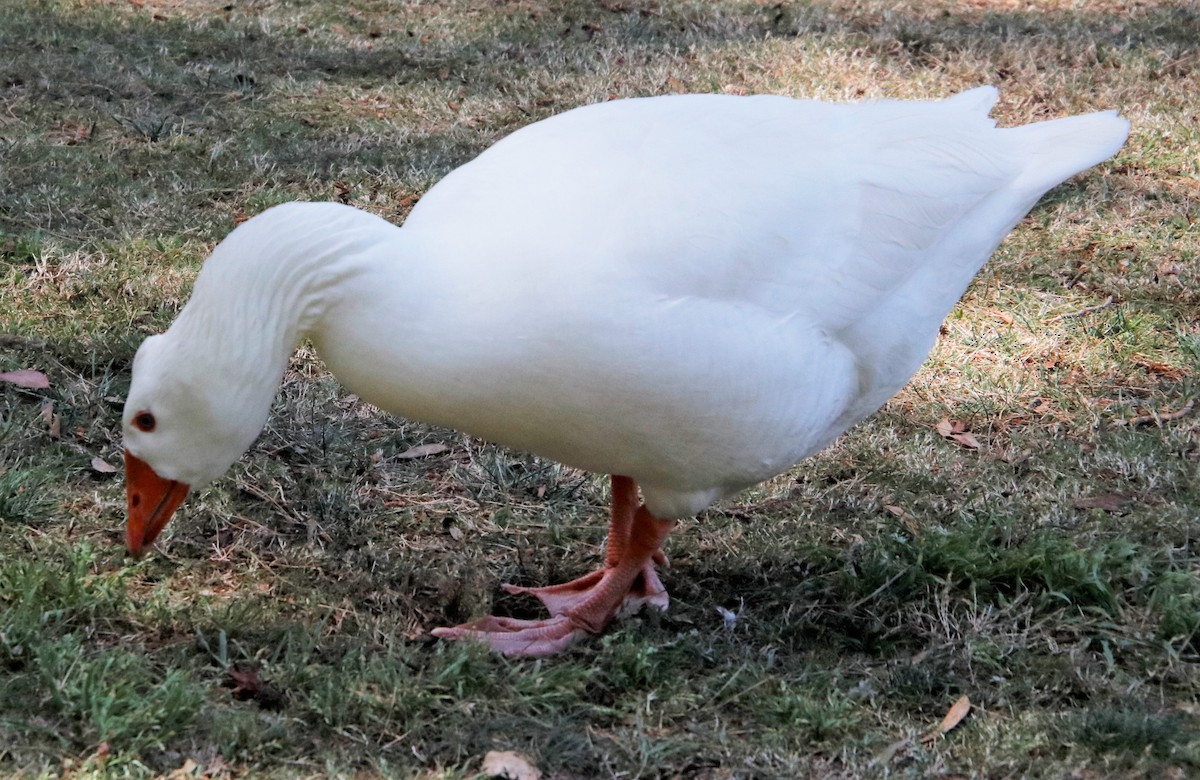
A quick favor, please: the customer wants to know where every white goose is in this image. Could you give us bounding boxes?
[122,87,1128,656]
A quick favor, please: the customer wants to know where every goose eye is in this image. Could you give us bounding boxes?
[133,411,157,432]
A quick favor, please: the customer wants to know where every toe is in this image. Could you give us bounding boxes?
[432,615,588,657]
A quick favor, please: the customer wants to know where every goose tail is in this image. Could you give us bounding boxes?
[1007,110,1130,195]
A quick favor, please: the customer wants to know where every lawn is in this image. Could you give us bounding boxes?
[1,0,1198,777]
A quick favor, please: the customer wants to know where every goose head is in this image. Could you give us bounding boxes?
[122,330,277,556]
[119,202,387,558]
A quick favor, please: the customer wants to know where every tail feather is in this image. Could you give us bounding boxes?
[1007,110,1130,195]
[941,85,1000,115]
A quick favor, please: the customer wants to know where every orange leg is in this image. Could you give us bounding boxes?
[431,475,674,657]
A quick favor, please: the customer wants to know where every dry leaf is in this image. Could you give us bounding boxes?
[1155,258,1180,283]
[226,665,287,709]
[1122,400,1196,428]
[91,457,117,474]
[0,369,50,389]
[481,750,542,780]
[164,759,199,780]
[999,448,1031,466]
[1073,493,1129,513]
[228,666,263,696]
[395,442,449,460]
[939,695,971,733]
[937,419,980,448]
[922,695,971,743]
[988,308,1014,325]
[1131,355,1183,379]
[883,504,905,517]
[40,400,61,439]
[951,431,981,449]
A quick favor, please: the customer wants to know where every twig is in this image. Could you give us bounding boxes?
[237,480,310,528]
[1047,295,1114,322]
[1120,399,1196,428]
[848,567,910,611]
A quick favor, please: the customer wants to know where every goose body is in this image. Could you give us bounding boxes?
[123,87,1128,655]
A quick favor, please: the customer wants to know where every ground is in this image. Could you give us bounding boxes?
[0,0,1197,778]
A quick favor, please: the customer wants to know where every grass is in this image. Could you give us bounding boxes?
[1,0,1198,776]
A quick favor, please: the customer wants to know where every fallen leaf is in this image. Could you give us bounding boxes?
[1122,400,1196,428]
[482,750,542,780]
[226,665,287,709]
[1073,493,1129,513]
[164,758,198,780]
[922,695,971,743]
[0,369,50,389]
[228,666,261,695]
[1155,258,1180,283]
[939,695,971,734]
[40,400,61,439]
[951,431,981,449]
[1131,355,1183,380]
[987,307,1014,325]
[883,504,905,517]
[91,457,118,474]
[395,442,449,459]
[937,419,980,448]
[999,449,1031,466]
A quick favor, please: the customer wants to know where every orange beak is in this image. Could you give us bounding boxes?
[125,449,190,557]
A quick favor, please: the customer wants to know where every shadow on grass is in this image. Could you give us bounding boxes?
[2,0,1196,238]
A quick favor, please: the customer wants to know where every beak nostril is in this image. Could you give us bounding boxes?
[131,494,141,508]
